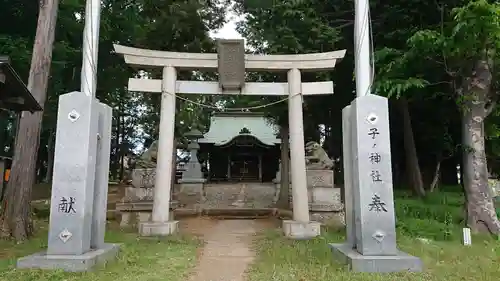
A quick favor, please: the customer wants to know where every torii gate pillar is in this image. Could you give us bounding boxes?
[138,66,179,236]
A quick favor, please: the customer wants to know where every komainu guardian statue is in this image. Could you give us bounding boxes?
[135,140,158,169]
[125,140,159,189]
[305,141,334,170]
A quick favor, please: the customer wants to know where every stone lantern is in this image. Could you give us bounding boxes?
[179,129,206,198]
[184,129,203,173]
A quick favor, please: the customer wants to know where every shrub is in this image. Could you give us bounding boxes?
[395,198,463,224]
[396,218,459,241]
[394,189,464,241]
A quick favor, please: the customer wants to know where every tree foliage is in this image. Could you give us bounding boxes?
[0,0,227,241]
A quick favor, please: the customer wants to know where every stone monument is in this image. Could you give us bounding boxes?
[329,94,422,272]
[304,142,344,224]
[178,129,206,199]
[304,142,339,210]
[116,140,156,227]
[272,143,344,225]
[117,139,177,228]
[130,139,158,190]
[123,140,157,204]
[17,91,120,272]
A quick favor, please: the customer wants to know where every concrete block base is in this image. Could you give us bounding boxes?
[16,243,120,272]
[119,211,175,228]
[329,243,423,273]
[139,221,179,236]
[179,182,205,197]
[282,220,321,239]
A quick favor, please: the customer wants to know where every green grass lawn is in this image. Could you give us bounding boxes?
[247,190,500,281]
[0,221,200,281]
[247,229,500,281]
[3,186,500,281]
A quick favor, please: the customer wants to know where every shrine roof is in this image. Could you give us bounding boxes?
[198,112,280,146]
[0,56,42,112]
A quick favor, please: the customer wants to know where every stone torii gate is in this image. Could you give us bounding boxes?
[114,40,345,239]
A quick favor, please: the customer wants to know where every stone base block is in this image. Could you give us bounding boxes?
[179,182,205,197]
[309,187,343,212]
[16,243,120,272]
[124,186,154,201]
[282,220,321,239]
[309,203,343,212]
[329,243,423,273]
[310,211,345,226]
[139,221,179,236]
[130,168,156,188]
[119,211,156,227]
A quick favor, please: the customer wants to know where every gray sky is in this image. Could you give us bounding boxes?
[210,8,243,39]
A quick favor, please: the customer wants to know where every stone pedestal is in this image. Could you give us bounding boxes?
[17,92,120,272]
[306,170,343,211]
[139,221,179,236]
[179,179,206,198]
[330,244,422,273]
[118,161,179,229]
[124,186,154,201]
[274,165,344,226]
[125,169,156,225]
[116,201,178,228]
[330,95,422,273]
[309,187,342,211]
[307,170,343,226]
[282,220,321,239]
[17,244,120,272]
[130,168,156,188]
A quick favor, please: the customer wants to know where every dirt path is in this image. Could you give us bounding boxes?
[183,218,271,281]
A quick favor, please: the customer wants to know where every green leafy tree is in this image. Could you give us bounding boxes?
[376,0,500,234]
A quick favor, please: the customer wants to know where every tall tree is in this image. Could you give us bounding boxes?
[1,0,59,240]
[449,1,500,234]
[375,0,500,234]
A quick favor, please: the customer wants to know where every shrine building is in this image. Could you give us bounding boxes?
[198,112,281,183]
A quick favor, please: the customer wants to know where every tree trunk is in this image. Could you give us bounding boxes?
[0,111,8,156]
[429,160,441,192]
[44,130,55,183]
[0,0,59,241]
[461,59,500,235]
[118,113,125,180]
[171,138,178,201]
[111,128,118,180]
[276,126,290,209]
[400,97,426,197]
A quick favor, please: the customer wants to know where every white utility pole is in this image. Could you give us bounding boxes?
[354,0,372,97]
[81,0,101,97]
